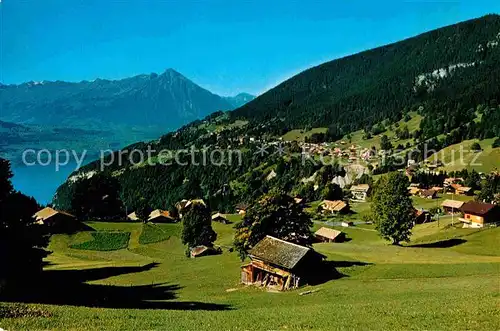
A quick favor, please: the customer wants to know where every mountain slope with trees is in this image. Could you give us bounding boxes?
[231,14,500,141]
[53,15,500,216]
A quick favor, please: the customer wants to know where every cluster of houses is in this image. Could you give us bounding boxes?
[403,174,500,228]
[300,142,379,163]
[407,179,473,200]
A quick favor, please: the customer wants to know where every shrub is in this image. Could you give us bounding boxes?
[470,142,482,151]
[493,138,500,148]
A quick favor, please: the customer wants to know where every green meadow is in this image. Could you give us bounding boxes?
[1,213,499,331]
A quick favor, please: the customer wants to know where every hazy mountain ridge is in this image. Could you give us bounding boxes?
[0,69,255,164]
[223,93,256,108]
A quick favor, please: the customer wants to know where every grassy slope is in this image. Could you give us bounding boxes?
[282,127,328,142]
[2,219,499,331]
[336,113,422,149]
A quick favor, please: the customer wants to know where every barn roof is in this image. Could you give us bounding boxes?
[33,207,74,222]
[420,189,437,197]
[321,200,348,212]
[350,184,370,192]
[461,201,497,216]
[408,187,421,195]
[315,227,343,240]
[149,209,173,220]
[249,236,311,270]
[236,202,249,210]
[441,199,465,209]
[184,199,206,209]
[211,212,228,220]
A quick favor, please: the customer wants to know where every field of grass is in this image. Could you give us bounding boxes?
[1,219,499,330]
[138,224,173,245]
[70,231,131,251]
[425,138,500,173]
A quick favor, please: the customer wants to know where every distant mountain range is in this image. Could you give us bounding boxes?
[224,93,255,108]
[0,68,253,130]
[0,69,254,163]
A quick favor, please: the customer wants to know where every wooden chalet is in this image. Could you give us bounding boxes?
[430,186,444,193]
[294,197,304,205]
[408,187,421,196]
[241,236,325,291]
[315,227,345,243]
[176,199,206,218]
[211,212,230,224]
[414,209,431,224]
[33,207,78,233]
[444,177,464,186]
[149,209,176,223]
[441,199,465,214]
[320,200,349,214]
[459,201,500,228]
[449,184,473,196]
[236,203,249,215]
[190,245,220,258]
[350,184,370,202]
[127,212,139,221]
[128,209,176,223]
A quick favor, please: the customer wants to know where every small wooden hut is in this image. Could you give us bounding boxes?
[241,236,324,291]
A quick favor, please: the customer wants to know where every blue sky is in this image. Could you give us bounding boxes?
[1,1,499,96]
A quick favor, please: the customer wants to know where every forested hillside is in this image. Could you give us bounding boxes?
[53,15,500,215]
[0,69,232,130]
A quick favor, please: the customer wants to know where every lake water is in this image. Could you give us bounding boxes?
[11,162,81,205]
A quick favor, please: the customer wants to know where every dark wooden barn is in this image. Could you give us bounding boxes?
[241,236,325,291]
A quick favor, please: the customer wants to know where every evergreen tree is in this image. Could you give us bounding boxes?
[181,202,216,249]
[371,172,415,245]
[0,158,49,291]
[380,135,393,151]
[322,183,343,201]
[70,173,124,220]
[135,198,152,223]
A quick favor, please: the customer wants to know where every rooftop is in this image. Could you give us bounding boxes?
[315,227,343,240]
[461,201,497,216]
[249,236,311,270]
[441,199,465,209]
[33,207,74,221]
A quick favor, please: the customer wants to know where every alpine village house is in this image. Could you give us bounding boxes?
[241,236,325,291]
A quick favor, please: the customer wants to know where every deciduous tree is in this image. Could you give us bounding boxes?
[234,192,313,259]
[371,172,415,245]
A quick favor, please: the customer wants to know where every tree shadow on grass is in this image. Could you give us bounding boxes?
[307,260,372,285]
[1,262,232,311]
[407,238,467,248]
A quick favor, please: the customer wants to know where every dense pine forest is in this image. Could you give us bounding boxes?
[232,14,500,140]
